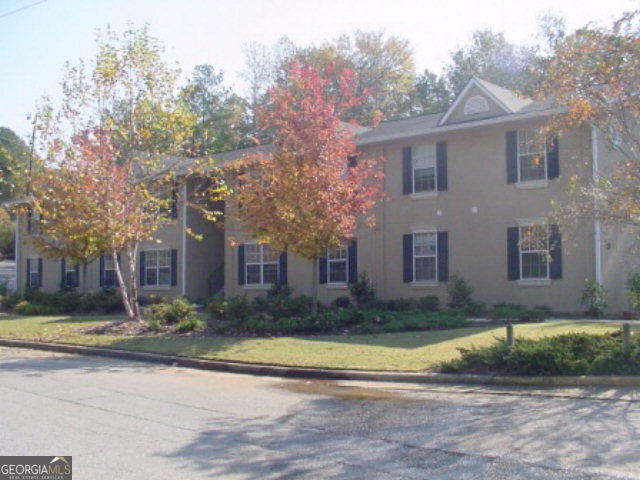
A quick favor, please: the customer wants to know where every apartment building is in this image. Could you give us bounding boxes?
[10,78,638,313]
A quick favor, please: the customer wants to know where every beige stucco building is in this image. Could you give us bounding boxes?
[9,78,639,314]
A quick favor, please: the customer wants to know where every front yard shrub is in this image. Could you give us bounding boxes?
[13,300,57,316]
[207,296,251,322]
[147,297,198,325]
[441,331,640,376]
[1,293,22,310]
[176,316,204,333]
[464,300,488,317]
[490,303,550,323]
[581,279,608,318]
[627,273,640,311]
[385,298,416,311]
[349,272,377,308]
[331,296,352,309]
[447,274,473,309]
[418,295,440,312]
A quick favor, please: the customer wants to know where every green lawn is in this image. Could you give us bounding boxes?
[0,313,633,371]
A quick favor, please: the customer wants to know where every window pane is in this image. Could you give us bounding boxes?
[66,271,77,287]
[328,245,348,260]
[521,226,547,251]
[520,154,546,181]
[246,265,261,284]
[414,233,436,256]
[522,252,548,279]
[262,245,279,262]
[146,251,158,267]
[29,273,40,288]
[415,257,436,282]
[329,260,347,283]
[414,167,435,192]
[245,244,261,263]
[146,268,157,286]
[158,267,171,286]
[104,257,115,270]
[104,270,116,286]
[263,264,279,284]
[158,250,171,267]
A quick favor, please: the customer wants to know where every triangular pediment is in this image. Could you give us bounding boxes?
[438,77,533,126]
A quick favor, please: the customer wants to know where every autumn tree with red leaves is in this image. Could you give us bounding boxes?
[535,10,640,231]
[235,61,384,313]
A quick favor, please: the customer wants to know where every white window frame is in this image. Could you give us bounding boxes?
[413,231,438,283]
[245,243,279,286]
[28,258,40,289]
[327,244,349,285]
[412,144,437,194]
[103,255,117,287]
[519,223,550,281]
[517,129,548,183]
[144,249,172,287]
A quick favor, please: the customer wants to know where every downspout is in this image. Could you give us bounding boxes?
[14,215,19,293]
[181,182,187,296]
[591,125,602,284]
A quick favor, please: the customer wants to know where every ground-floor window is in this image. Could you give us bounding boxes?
[246,244,279,285]
[328,244,349,284]
[414,232,437,282]
[519,225,549,280]
[144,249,172,286]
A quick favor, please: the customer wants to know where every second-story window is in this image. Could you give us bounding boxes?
[412,145,436,193]
[518,129,547,182]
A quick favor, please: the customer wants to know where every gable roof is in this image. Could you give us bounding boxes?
[438,77,534,126]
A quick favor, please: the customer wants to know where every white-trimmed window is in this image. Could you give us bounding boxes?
[28,259,41,289]
[328,244,348,284]
[103,256,117,287]
[414,232,438,282]
[64,261,79,288]
[518,129,547,182]
[519,224,549,280]
[145,249,172,287]
[246,244,279,285]
[413,144,436,193]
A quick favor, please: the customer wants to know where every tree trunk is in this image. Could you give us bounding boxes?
[311,257,318,316]
[113,250,136,322]
[128,243,142,321]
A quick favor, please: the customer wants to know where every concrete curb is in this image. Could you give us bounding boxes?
[1,337,639,387]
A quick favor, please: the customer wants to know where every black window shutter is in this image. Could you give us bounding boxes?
[27,212,32,234]
[437,232,449,282]
[74,264,80,288]
[279,252,288,284]
[347,155,357,168]
[436,141,448,191]
[237,245,245,285]
[37,258,43,287]
[319,255,328,284]
[139,251,146,286]
[348,240,358,283]
[171,249,178,286]
[547,136,560,180]
[60,258,66,287]
[402,146,412,195]
[403,234,413,283]
[549,225,563,279]
[507,227,520,280]
[506,131,518,184]
[99,255,105,287]
[26,259,30,288]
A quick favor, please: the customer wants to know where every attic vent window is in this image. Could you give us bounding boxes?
[464,96,489,115]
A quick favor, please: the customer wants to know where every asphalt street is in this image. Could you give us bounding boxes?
[1,346,639,479]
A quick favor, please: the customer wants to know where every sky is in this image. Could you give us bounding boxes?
[0,0,637,141]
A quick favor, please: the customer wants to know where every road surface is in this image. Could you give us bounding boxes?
[1,347,639,479]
